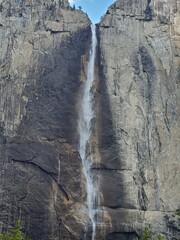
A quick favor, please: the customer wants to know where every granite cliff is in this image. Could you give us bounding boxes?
[0,0,179,239]
[96,0,180,239]
[0,0,91,239]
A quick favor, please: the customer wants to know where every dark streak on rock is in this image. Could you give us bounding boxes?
[144,0,152,21]
[11,158,69,201]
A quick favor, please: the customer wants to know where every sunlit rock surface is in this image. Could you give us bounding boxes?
[97,0,180,239]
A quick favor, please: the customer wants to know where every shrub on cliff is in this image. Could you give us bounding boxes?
[0,221,30,240]
[176,209,180,216]
[133,227,164,240]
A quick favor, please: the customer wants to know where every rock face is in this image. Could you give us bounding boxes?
[0,0,179,239]
[97,0,180,239]
[0,0,91,239]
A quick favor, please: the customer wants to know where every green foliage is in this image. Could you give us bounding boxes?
[133,228,165,240]
[0,221,30,240]
[176,209,180,216]
[157,234,164,240]
[141,227,153,239]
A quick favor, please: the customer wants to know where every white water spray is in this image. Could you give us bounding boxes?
[78,24,97,240]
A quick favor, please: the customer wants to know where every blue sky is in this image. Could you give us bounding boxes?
[69,0,115,23]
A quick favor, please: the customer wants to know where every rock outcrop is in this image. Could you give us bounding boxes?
[0,0,179,239]
[0,0,91,239]
[97,0,180,239]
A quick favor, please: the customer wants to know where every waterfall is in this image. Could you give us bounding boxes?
[78,24,97,240]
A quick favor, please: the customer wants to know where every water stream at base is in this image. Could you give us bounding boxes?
[78,24,97,240]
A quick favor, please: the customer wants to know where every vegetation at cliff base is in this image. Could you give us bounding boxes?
[0,221,30,240]
[133,227,164,240]
[176,209,180,216]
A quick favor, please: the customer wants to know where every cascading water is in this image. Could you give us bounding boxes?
[78,24,97,240]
